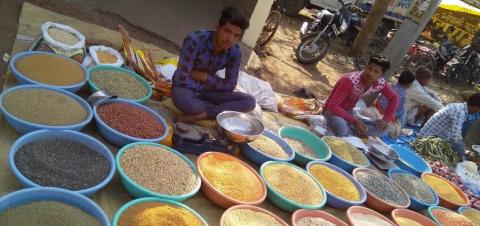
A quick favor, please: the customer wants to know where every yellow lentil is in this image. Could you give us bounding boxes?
[462,209,480,226]
[423,174,466,205]
[309,164,360,201]
[223,209,282,226]
[250,135,289,159]
[96,51,117,64]
[15,54,84,86]
[433,209,475,226]
[199,154,263,202]
[394,217,423,226]
[263,163,324,205]
[323,136,368,165]
[118,202,204,226]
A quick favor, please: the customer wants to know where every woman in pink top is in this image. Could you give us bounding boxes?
[324,55,399,137]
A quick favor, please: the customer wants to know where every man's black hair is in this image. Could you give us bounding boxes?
[415,67,433,80]
[398,70,416,85]
[467,93,480,107]
[219,7,250,31]
[368,54,391,72]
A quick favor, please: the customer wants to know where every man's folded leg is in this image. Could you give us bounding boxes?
[199,91,256,118]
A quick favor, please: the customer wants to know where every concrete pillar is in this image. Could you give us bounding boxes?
[242,0,275,48]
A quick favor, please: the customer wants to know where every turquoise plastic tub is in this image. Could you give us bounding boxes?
[260,161,327,212]
[9,51,88,93]
[112,197,207,226]
[8,130,116,196]
[0,85,93,134]
[116,142,201,201]
[388,168,439,210]
[88,65,152,103]
[0,187,110,226]
[278,127,331,165]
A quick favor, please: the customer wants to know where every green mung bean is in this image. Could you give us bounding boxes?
[2,88,88,125]
[0,201,102,226]
[91,70,148,99]
[15,54,84,86]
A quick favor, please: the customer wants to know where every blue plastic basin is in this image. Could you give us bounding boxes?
[8,130,116,196]
[391,145,432,176]
[388,168,439,210]
[323,137,370,173]
[112,197,208,226]
[278,127,331,165]
[93,99,168,146]
[87,65,153,103]
[9,51,88,93]
[116,142,201,201]
[241,130,295,165]
[260,161,327,212]
[0,187,110,226]
[307,161,367,209]
[0,85,93,134]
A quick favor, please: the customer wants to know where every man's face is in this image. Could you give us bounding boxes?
[363,63,384,82]
[215,22,243,51]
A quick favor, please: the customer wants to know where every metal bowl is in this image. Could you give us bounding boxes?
[87,89,117,107]
[368,138,399,162]
[216,111,264,143]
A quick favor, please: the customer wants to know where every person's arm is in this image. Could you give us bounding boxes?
[423,86,443,103]
[407,83,444,111]
[174,34,203,90]
[205,45,241,92]
[325,77,355,122]
[380,84,399,122]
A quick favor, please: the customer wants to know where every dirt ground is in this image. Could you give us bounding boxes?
[0,2,464,103]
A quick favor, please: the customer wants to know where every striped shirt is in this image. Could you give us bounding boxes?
[419,103,468,143]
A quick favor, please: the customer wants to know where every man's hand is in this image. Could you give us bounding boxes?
[376,119,388,131]
[353,119,367,137]
[191,70,208,82]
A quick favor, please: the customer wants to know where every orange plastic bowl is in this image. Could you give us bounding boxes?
[352,168,410,213]
[421,173,470,210]
[292,209,348,226]
[220,205,288,226]
[391,208,437,226]
[196,152,267,208]
[347,206,397,226]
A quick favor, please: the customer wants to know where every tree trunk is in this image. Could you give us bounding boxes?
[349,0,391,56]
[382,0,442,79]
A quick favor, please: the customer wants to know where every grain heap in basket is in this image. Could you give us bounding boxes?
[323,136,368,165]
[249,135,289,159]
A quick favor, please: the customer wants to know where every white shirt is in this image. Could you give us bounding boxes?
[419,103,468,143]
[406,80,444,113]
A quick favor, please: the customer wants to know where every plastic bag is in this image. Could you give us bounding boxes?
[456,161,480,195]
[89,45,124,67]
[41,22,85,52]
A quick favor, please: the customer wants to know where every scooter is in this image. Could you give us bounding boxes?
[296,0,353,64]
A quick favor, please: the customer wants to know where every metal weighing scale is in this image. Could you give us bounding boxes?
[172,122,238,155]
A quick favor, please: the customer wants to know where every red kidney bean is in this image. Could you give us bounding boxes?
[97,102,164,139]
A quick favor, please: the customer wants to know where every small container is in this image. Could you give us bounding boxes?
[292,209,348,226]
[87,89,117,107]
[240,130,295,165]
[220,205,289,226]
[278,126,332,165]
[217,111,264,144]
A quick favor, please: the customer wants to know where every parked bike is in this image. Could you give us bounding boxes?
[446,46,480,85]
[404,39,459,73]
[256,0,285,47]
[295,0,354,64]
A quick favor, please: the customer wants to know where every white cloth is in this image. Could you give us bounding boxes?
[406,80,444,124]
[419,102,468,144]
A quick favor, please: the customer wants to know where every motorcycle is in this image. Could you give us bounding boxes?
[446,46,480,85]
[403,39,458,73]
[296,0,354,64]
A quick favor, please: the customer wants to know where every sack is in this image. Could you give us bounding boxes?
[89,45,124,67]
[41,22,85,52]
[456,161,480,195]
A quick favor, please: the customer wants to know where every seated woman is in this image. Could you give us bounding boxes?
[377,70,416,128]
[324,55,399,137]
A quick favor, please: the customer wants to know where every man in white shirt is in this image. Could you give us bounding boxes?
[419,93,480,160]
[406,67,443,126]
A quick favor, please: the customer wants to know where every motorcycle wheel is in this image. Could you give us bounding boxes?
[405,54,434,72]
[446,64,470,85]
[295,33,331,64]
[256,10,282,46]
